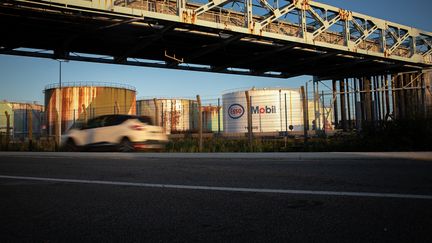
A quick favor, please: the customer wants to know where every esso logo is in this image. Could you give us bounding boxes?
[228,104,244,119]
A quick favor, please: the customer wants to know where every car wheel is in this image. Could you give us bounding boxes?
[118,138,134,152]
[63,138,79,152]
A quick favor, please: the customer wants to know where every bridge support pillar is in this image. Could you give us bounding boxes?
[339,79,347,131]
[364,77,373,123]
[332,80,338,128]
[353,78,361,130]
[384,75,390,119]
[346,79,351,129]
[425,72,432,118]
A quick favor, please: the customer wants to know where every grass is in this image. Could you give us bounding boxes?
[1,118,431,152]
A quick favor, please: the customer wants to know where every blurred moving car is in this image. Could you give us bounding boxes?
[61,115,168,152]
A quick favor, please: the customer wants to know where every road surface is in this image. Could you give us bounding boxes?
[0,152,431,242]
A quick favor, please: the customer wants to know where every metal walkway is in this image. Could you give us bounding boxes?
[0,0,431,79]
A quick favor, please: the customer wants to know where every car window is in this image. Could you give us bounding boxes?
[104,115,131,127]
[85,116,106,129]
[138,116,153,125]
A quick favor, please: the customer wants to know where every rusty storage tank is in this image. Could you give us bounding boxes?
[0,100,44,139]
[44,82,136,135]
[136,98,198,133]
[222,87,304,133]
[202,105,223,132]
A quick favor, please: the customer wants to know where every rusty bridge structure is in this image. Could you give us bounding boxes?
[1,0,432,128]
[0,0,431,78]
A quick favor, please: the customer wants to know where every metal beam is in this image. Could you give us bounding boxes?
[351,19,378,47]
[263,51,340,74]
[178,34,245,65]
[0,49,286,78]
[212,43,296,72]
[194,0,232,16]
[116,23,175,63]
[387,32,410,55]
[258,1,296,30]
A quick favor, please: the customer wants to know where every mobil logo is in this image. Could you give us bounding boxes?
[228,103,245,119]
[251,105,277,114]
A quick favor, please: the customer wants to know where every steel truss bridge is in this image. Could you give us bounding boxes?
[0,0,431,79]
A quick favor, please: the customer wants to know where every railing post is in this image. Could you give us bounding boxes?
[245,0,253,29]
[322,90,326,135]
[196,95,202,152]
[217,98,221,134]
[28,106,33,151]
[5,111,10,150]
[82,104,87,123]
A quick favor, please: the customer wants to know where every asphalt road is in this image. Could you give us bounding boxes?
[0,152,431,242]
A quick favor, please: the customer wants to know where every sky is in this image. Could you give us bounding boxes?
[0,0,431,104]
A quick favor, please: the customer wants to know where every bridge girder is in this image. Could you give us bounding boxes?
[0,0,431,79]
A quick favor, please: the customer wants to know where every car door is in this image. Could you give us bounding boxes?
[82,116,106,145]
[92,115,127,144]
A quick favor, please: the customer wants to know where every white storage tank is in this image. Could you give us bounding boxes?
[223,88,304,133]
[136,98,198,133]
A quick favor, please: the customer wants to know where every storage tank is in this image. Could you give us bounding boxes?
[0,100,44,138]
[0,101,13,135]
[202,105,223,132]
[307,100,334,131]
[223,88,303,133]
[136,98,198,133]
[44,82,136,134]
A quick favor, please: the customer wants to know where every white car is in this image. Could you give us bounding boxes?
[61,115,168,152]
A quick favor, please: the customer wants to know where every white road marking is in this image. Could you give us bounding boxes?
[0,175,431,200]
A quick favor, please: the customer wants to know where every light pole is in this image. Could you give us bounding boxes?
[55,59,68,147]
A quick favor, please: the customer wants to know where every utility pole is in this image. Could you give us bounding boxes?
[301,86,308,142]
[245,91,253,151]
[56,59,68,147]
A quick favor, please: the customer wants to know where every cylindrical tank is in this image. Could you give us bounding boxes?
[202,105,223,132]
[136,98,198,133]
[0,100,44,139]
[223,88,303,133]
[44,82,136,134]
[307,100,334,131]
[0,101,14,135]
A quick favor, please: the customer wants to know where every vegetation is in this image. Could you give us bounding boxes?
[1,118,431,152]
[167,118,432,152]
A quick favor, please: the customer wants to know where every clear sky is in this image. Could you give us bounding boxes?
[0,0,431,104]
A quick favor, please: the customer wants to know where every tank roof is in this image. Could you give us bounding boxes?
[137,97,197,101]
[44,82,136,91]
[222,87,299,95]
[0,100,43,106]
